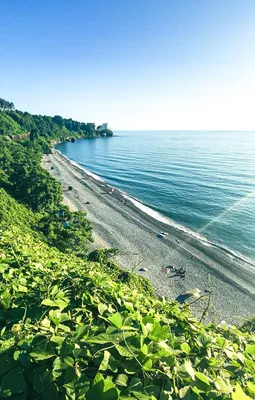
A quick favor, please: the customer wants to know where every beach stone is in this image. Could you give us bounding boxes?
[139,267,148,272]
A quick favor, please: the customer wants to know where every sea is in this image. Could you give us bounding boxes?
[56,131,255,262]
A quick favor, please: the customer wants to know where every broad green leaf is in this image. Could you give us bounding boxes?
[1,289,11,309]
[33,367,53,393]
[108,355,118,373]
[196,333,212,348]
[108,312,123,329]
[42,382,58,400]
[75,324,89,339]
[75,374,90,396]
[53,356,74,372]
[58,323,71,332]
[64,366,78,386]
[17,284,27,293]
[49,309,61,325]
[179,386,190,398]
[214,376,232,394]
[247,381,255,395]
[98,303,108,315]
[0,355,17,374]
[236,352,245,364]
[1,366,26,397]
[129,377,143,393]
[245,343,255,355]
[143,358,153,371]
[87,333,116,344]
[195,371,211,386]
[184,360,195,380]
[99,350,110,371]
[115,374,128,387]
[60,338,75,357]
[181,343,191,354]
[41,299,57,307]
[0,326,6,336]
[148,322,169,341]
[159,391,173,400]
[115,344,132,357]
[13,351,31,369]
[51,285,59,296]
[133,392,152,400]
[30,351,55,361]
[86,373,119,400]
[232,383,252,400]
[144,384,161,397]
[50,336,65,345]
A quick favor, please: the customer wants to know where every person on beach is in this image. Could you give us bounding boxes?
[178,267,186,279]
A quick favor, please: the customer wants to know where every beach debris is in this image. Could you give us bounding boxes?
[175,288,202,304]
[176,239,180,243]
[157,232,168,238]
[139,267,148,272]
[68,186,73,191]
[85,201,90,204]
[63,221,70,228]
[109,188,115,194]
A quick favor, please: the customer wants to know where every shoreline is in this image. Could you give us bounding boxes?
[56,150,255,270]
[42,150,255,324]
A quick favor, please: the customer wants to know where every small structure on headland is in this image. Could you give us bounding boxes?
[97,123,108,132]
[97,123,113,137]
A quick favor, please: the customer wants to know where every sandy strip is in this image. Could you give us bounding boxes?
[42,150,255,324]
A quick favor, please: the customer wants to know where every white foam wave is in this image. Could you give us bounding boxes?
[56,150,105,182]
[118,189,210,244]
[55,149,255,266]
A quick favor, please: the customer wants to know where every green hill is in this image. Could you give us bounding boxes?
[0,113,23,136]
[0,98,254,399]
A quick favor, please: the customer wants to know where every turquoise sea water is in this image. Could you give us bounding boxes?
[56,131,255,261]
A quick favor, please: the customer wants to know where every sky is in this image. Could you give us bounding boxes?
[1,0,255,130]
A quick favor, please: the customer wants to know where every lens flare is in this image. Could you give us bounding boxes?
[198,190,255,234]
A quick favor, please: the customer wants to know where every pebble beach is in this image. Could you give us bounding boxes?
[42,150,255,324]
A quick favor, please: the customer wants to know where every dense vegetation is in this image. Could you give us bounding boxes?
[0,100,112,140]
[0,98,254,399]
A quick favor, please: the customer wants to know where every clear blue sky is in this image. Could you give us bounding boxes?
[1,0,255,129]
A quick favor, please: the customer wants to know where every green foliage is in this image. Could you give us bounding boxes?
[0,139,62,212]
[88,248,119,263]
[0,97,15,112]
[0,98,254,399]
[39,208,93,255]
[0,222,254,399]
[240,316,255,333]
[0,113,22,136]
[1,109,98,141]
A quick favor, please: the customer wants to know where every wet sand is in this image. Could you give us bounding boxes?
[42,150,255,324]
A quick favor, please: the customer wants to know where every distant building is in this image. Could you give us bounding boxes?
[98,123,108,132]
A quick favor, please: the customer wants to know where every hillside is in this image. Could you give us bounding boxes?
[0,99,254,399]
[0,99,113,142]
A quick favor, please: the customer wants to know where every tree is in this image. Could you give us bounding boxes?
[53,115,64,127]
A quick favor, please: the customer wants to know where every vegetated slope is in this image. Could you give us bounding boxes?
[0,189,255,400]
[0,113,23,136]
[0,99,112,141]
[0,100,254,399]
